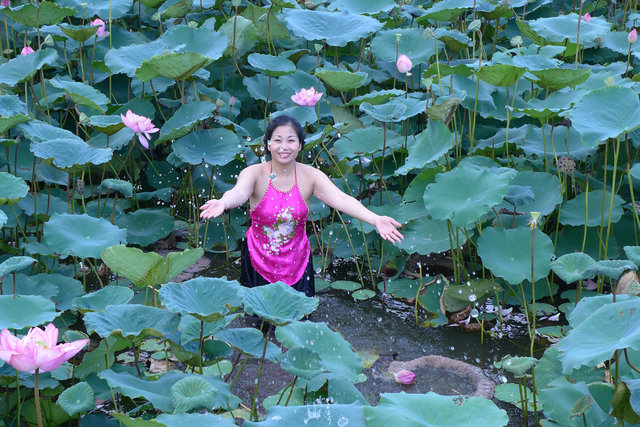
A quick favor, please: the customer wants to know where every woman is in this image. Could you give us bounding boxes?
[200,115,403,297]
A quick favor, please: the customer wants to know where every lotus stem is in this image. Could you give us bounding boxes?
[604,137,621,260]
[598,140,609,261]
[34,368,43,427]
[530,226,536,357]
[198,320,204,375]
[250,331,270,421]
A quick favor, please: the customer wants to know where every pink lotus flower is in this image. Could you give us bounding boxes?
[1,0,10,7]
[396,54,412,74]
[229,96,236,106]
[20,46,34,55]
[582,13,591,22]
[291,87,323,107]
[120,109,159,149]
[90,18,108,37]
[0,324,88,373]
[630,29,638,44]
[393,369,416,384]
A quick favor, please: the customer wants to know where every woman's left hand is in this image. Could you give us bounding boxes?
[374,216,404,243]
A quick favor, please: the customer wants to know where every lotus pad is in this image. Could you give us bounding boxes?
[238,281,319,326]
[0,172,29,205]
[84,304,180,342]
[0,295,58,330]
[159,277,242,321]
[559,190,625,227]
[550,252,596,284]
[243,402,367,427]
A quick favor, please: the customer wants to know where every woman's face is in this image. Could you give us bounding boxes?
[268,124,301,164]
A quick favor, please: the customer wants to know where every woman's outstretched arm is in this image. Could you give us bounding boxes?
[199,165,258,219]
[310,167,404,243]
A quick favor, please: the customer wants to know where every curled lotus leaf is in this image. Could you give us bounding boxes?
[316,68,367,92]
[396,120,454,175]
[0,48,58,86]
[581,259,637,280]
[434,28,472,52]
[170,376,217,414]
[159,277,242,322]
[57,23,99,42]
[243,403,367,427]
[56,0,133,19]
[136,52,213,82]
[57,382,95,416]
[280,347,324,379]
[0,295,57,330]
[239,281,319,326]
[171,128,240,166]
[0,172,29,205]
[529,13,611,44]
[550,252,596,284]
[97,179,133,198]
[417,0,474,22]
[115,208,174,247]
[156,101,217,145]
[0,1,75,26]
[49,75,109,112]
[527,68,591,92]
[30,139,113,171]
[215,328,281,361]
[72,286,134,312]
[248,53,295,77]
[625,246,640,267]
[0,256,37,277]
[477,63,526,87]
[494,355,538,377]
[0,95,29,134]
[84,303,180,342]
[328,0,396,14]
[220,15,257,57]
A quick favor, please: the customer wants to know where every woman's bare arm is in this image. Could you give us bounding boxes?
[199,165,258,219]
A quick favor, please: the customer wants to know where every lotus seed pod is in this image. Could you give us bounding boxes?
[556,156,576,174]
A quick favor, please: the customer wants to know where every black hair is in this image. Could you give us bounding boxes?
[262,115,306,155]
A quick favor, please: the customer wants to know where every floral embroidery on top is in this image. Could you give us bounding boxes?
[262,207,297,255]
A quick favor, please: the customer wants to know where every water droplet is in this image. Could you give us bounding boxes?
[269,172,277,180]
[468,294,477,302]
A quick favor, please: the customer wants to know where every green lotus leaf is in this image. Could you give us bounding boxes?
[56,0,133,19]
[136,52,212,82]
[434,28,472,52]
[443,279,501,313]
[282,9,382,47]
[0,295,57,330]
[344,89,404,107]
[333,126,403,159]
[477,227,554,285]
[631,163,640,180]
[559,298,640,372]
[568,294,631,328]
[43,213,126,259]
[57,382,95,416]
[156,413,237,427]
[72,286,134,312]
[243,403,367,427]
[582,259,637,280]
[0,1,75,26]
[601,30,640,59]
[157,0,193,19]
[280,347,324,379]
[363,392,508,427]
[535,346,604,390]
[84,303,180,341]
[101,245,204,288]
[17,119,82,143]
[0,256,36,277]
[498,171,562,216]
[170,376,216,414]
[0,172,29,205]
[516,124,597,160]
[503,185,535,208]
[248,53,295,77]
[104,41,168,78]
[424,165,511,228]
[360,101,407,122]
[328,0,396,14]
[625,246,640,267]
[276,321,362,381]
[529,13,611,44]
[493,383,539,412]
[156,101,217,145]
[316,68,367,92]
[494,355,538,377]
[31,139,113,171]
[477,63,526,87]
[215,327,281,361]
[111,413,165,427]
[159,277,242,322]
[2,272,83,312]
[115,208,174,247]
[0,210,7,228]
[477,0,526,18]
[88,115,126,135]
[396,216,458,255]
[527,68,591,92]
[49,75,108,112]
[242,5,290,42]
[0,95,29,134]
[57,23,99,42]
[371,27,440,65]
[171,128,240,166]
[396,120,453,175]
[220,15,257,57]
[550,252,596,284]
[98,179,133,198]
[539,378,614,426]
[570,86,640,146]
[352,289,376,300]
[0,48,58,86]
[559,189,625,227]
[239,282,318,326]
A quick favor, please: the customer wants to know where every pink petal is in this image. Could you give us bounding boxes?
[138,133,149,149]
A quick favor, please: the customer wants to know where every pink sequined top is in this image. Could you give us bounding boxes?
[246,164,310,285]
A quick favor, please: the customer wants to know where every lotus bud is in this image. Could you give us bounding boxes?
[231,0,241,6]
[229,96,236,106]
[396,54,412,74]
[629,28,637,44]
[510,35,523,48]
[20,46,34,55]
[393,369,416,384]
[582,12,591,22]
[43,34,54,46]
[468,19,481,32]
[528,212,541,230]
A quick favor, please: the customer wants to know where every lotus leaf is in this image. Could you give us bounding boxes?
[551,252,596,284]
[0,172,29,204]
[493,384,539,411]
[345,89,405,107]
[535,346,604,390]
[395,120,453,175]
[0,95,29,134]
[477,63,526,87]
[104,41,169,78]
[333,126,403,159]
[494,355,538,377]
[371,28,440,65]
[625,246,640,267]
[220,15,257,57]
[84,304,180,341]
[581,260,637,280]
[529,13,611,44]
[0,295,57,330]
[330,280,362,291]
[49,75,109,112]
[280,347,324,378]
[156,102,217,145]
[115,208,174,247]
[156,413,236,427]
[100,245,204,287]
[527,68,591,93]
[282,9,383,47]
[363,392,508,427]
[539,378,614,426]
[111,413,164,427]
[57,382,95,416]
[424,165,511,228]
[58,23,99,42]
[171,128,240,166]
[248,53,295,77]
[242,5,290,42]
[0,1,75,26]
[159,277,242,322]
[0,256,36,278]
[559,190,625,227]
[359,101,407,122]
[136,52,212,82]
[434,28,472,52]
[0,272,56,299]
[328,0,396,14]
[498,171,562,216]
[72,286,134,312]
[631,163,640,180]
[417,0,474,22]
[443,279,501,313]
[98,179,133,198]
[215,328,281,361]
[88,115,125,135]
[0,210,6,228]
[159,24,228,60]
[243,402,367,427]
[239,281,318,326]
[0,48,58,86]
[43,213,126,259]
[170,376,216,414]
[157,0,194,19]
[477,227,554,285]
[31,138,113,171]
[56,0,133,19]
[316,68,367,92]
[179,314,236,345]
[17,120,82,143]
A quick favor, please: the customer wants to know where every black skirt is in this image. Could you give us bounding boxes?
[240,243,315,297]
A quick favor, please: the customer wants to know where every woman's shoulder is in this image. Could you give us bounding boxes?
[296,162,321,177]
[242,162,267,177]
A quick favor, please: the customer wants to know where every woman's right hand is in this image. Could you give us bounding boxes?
[199,199,226,219]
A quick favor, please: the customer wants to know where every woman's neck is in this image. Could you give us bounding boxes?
[270,160,295,177]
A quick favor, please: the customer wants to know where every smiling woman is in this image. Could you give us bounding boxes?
[200,115,403,297]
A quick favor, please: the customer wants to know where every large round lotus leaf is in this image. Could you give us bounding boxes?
[0,48,57,87]
[601,30,640,59]
[43,213,126,259]
[371,27,440,66]
[344,89,404,107]
[57,382,95,416]
[276,321,362,381]
[363,392,508,427]
[4,272,83,312]
[550,253,596,284]
[156,413,236,427]
[156,102,217,145]
[282,9,383,47]
[519,124,597,160]
[0,256,36,277]
[328,0,396,14]
[105,41,167,78]
[316,68,367,92]
[243,403,367,427]
[535,346,604,390]
[0,172,29,205]
[631,163,640,180]
[568,294,633,328]
[434,28,471,52]
[625,246,640,267]
[417,0,474,21]
[559,189,625,227]
[215,327,281,361]
[424,166,511,228]
[0,295,57,330]
[72,286,134,312]
[529,13,611,44]
[360,101,407,122]
[98,179,133,198]
[499,171,562,215]
[158,24,228,59]
[242,4,290,41]
[0,95,29,134]
[443,279,501,313]
[280,347,324,379]
[159,277,242,322]
[170,376,216,414]
[558,299,640,372]
[0,1,75,26]
[333,127,404,159]
[527,68,591,92]
[101,245,204,288]
[31,139,113,171]
[571,86,640,145]
[49,75,109,112]
[220,15,257,57]
[1,272,57,299]
[136,52,212,82]
[56,0,133,19]
[539,378,613,426]
[115,208,173,247]
[477,64,526,87]
[171,129,240,166]
[396,216,460,255]
[17,119,81,143]
[396,121,454,175]
[248,53,295,77]
[477,227,554,285]
[84,304,180,341]
[239,282,318,326]
[88,115,126,135]
[582,259,637,280]
[58,23,99,42]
